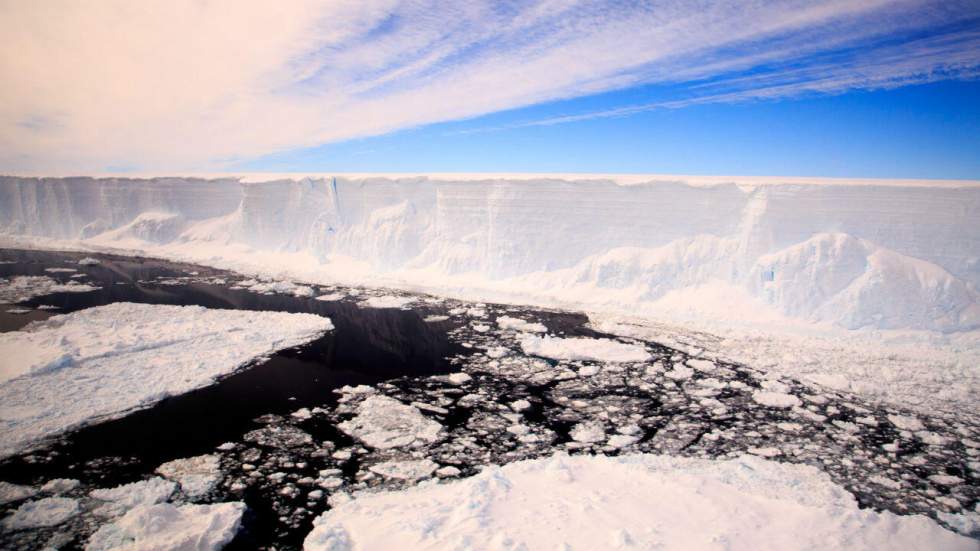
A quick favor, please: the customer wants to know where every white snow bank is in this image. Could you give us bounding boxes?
[520,335,650,363]
[0,303,332,458]
[86,501,245,551]
[338,396,442,449]
[304,452,973,551]
[0,275,99,303]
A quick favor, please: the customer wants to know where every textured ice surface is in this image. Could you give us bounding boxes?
[0,302,333,458]
[156,455,222,500]
[0,275,99,303]
[304,453,974,551]
[86,502,245,551]
[2,497,79,530]
[338,396,442,449]
[1,175,977,333]
[520,335,651,363]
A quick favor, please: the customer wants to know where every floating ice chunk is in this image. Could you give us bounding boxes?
[77,257,101,266]
[570,421,607,444]
[496,316,547,333]
[315,292,346,302]
[423,315,449,322]
[607,434,640,449]
[3,497,78,530]
[303,452,975,551]
[339,396,443,449]
[888,414,925,431]
[752,391,802,408]
[156,455,222,500]
[360,295,414,309]
[0,481,37,505]
[41,478,79,494]
[91,478,176,514]
[447,373,472,385]
[44,267,77,273]
[368,459,439,481]
[0,275,100,303]
[246,280,312,297]
[244,426,314,449]
[510,399,532,412]
[665,365,694,381]
[291,408,313,420]
[0,303,332,459]
[686,359,716,372]
[520,336,650,363]
[929,475,964,486]
[86,502,245,551]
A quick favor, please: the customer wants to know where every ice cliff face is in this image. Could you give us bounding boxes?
[1,175,977,332]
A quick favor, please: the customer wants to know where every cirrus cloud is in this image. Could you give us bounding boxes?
[1,0,978,171]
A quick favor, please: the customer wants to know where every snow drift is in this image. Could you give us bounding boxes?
[1,174,977,332]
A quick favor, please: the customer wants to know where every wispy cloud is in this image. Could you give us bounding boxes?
[1,0,978,171]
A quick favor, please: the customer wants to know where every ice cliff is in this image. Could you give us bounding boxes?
[1,175,977,332]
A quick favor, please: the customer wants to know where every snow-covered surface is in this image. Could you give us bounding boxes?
[155,455,222,500]
[1,174,978,411]
[304,452,973,551]
[520,335,651,363]
[86,502,245,551]
[0,275,99,303]
[588,313,980,414]
[2,497,79,530]
[0,482,37,505]
[338,396,443,449]
[90,478,176,515]
[0,302,333,458]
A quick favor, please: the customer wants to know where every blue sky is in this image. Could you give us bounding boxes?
[2,1,979,178]
[239,80,980,179]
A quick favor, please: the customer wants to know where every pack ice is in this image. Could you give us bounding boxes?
[0,302,333,458]
[0,174,977,332]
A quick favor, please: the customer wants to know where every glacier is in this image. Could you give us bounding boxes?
[1,174,978,333]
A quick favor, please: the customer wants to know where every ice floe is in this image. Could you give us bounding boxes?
[2,497,79,530]
[0,302,332,458]
[156,455,222,500]
[519,335,650,363]
[304,453,974,551]
[338,396,442,449]
[0,275,100,303]
[86,502,245,551]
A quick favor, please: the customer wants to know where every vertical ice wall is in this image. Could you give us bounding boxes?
[0,175,977,331]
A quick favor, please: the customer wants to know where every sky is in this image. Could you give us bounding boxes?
[1,0,979,178]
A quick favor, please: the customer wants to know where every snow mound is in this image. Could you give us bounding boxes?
[86,501,245,551]
[338,396,442,449]
[0,303,333,458]
[304,452,973,551]
[520,335,650,363]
